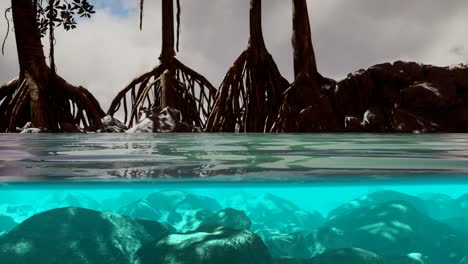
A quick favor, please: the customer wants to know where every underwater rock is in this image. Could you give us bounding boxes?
[311,248,385,264]
[324,200,468,264]
[126,106,202,133]
[457,193,468,211]
[273,257,313,264]
[441,217,468,234]
[307,226,352,256]
[100,115,128,133]
[0,215,16,236]
[262,231,311,259]
[119,190,221,232]
[201,208,252,230]
[327,190,428,220]
[119,199,162,221]
[226,193,323,233]
[387,252,430,264]
[134,225,273,264]
[417,192,464,220]
[0,207,172,264]
[100,191,148,212]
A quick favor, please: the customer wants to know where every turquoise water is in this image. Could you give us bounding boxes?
[1,133,468,180]
[1,134,468,263]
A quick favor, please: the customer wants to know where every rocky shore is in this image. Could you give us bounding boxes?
[13,61,468,134]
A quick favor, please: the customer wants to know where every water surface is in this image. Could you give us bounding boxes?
[0,133,467,181]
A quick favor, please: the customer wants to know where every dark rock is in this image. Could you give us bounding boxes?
[327,190,428,220]
[275,73,337,132]
[201,208,251,230]
[226,193,324,233]
[335,69,374,119]
[417,192,463,220]
[311,248,385,264]
[399,82,449,111]
[392,61,425,83]
[422,65,457,99]
[0,207,172,264]
[134,225,273,264]
[297,96,337,132]
[101,115,128,133]
[273,257,313,264]
[391,109,438,133]
[119,190,221,232]
[262,232,311,259]
[324,200,468,263]
[361,108,385,132]
[127,106,201,133]
[344,116,363,132]
[60,122,83,133]
[386,253,430,264]
[325,61,468,133]
[312,226,351,254]
[450,64,468,88]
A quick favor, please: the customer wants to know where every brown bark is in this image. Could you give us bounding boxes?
[292,0,318,81]
[249,0,265,50]
[206,0,290,132]
[0,0,105,132]
[12,0,51,129]
[107,0,216,129]
[160,0,175,61]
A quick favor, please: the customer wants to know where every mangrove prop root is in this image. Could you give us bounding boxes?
[107,58,216,129]
[206,48,290,133]
[0,74,105,132]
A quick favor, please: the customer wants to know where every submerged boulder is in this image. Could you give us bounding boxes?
[307,226,351,256]
[134,225,273,264]
[417,192,464,220]
[311,248,385,264]
[387,253,431,264]
[273,258,313,264]
[262,231,311,259]
[119,190,221,232]
[201,208,252,230]
[324,200,468,264]
[0,207,172,264]
[327,190,428,220]
[226,193,323,233]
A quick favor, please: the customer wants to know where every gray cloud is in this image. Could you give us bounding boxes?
[1,0,468,112]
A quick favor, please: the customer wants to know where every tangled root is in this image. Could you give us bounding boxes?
[107,58,216,129]
[0,74,105,132]
[271,73,336,132]
[206,48,290,132]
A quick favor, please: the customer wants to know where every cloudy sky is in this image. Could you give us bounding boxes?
[1,0,468,111]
